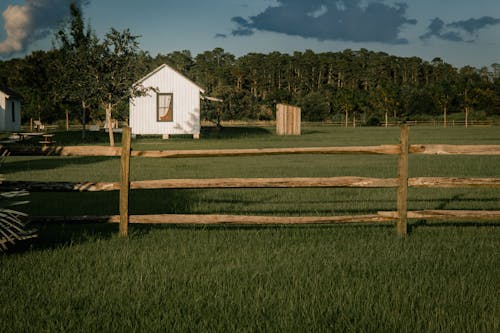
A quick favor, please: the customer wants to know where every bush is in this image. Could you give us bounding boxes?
[366,116,381,126]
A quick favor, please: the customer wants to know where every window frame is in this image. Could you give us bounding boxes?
[157,93,174,122]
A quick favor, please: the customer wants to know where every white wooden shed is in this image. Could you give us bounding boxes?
[0,87,21,132]
[130,64,204,139]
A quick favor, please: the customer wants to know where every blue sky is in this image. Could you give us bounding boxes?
[1,0,499,68]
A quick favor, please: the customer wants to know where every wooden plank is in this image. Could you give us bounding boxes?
[130,177,399,189]
[28,143,500,157]
[276,104,284,135]
[409,177,500,188]
[0,181,120,192]
[28,214,394,224]
[119,127,131,237]
[0,177,399,192]
[379,210,500,221]
[30,211,500,224]
[131,145,401,158]
[29,215,118,223]
[7,176,499,192]
[29,210,500,223]
[397,125,409,237]
[410,144,500,155]
[42,145,122,156]
[10,144,401,157]
[293,105,299,135]
[126,214,394,225]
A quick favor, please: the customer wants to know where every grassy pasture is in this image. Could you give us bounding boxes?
[1,125,499,332]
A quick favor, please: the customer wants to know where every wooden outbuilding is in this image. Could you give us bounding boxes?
[0,86,21,132]
[276,103,301,135]
[129,64,204,139]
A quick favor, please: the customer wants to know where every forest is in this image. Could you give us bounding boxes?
[0,4,499,127]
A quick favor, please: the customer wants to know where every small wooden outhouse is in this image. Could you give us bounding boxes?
[0,86,21,132]
[130,64,204,139]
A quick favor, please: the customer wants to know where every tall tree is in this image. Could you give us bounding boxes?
[97,28,150,146]
[53,2,99,138]
[333,89,356,127]
[370,86,399,127]
[459,66,482,128]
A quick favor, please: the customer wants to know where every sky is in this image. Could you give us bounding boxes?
[0,0,499,68]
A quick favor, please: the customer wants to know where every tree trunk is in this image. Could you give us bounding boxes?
[106,103,115,147]
[465,107,469,128]
[443,105,447,128]
[66,110,69,131]
[81,101,87,141]
[385,111,388,128]
[345,110,348,128]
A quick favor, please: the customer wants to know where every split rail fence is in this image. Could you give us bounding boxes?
[2,125,500,237]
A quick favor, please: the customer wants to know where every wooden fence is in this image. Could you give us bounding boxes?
[2,125,500,237]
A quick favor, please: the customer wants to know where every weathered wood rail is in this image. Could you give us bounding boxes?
[2,125,499,237]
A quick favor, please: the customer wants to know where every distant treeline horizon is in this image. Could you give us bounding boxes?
[1,46,499,126]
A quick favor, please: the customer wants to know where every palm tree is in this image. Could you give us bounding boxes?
[0,191,36,251]
[0,150,36,251]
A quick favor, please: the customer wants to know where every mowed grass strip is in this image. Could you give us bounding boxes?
[1,126,499,331]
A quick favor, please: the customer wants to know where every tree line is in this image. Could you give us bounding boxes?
[0,4,499,134]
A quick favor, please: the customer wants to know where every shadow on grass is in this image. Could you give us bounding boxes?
[201,126,273,139]
[5,186,499,254]
[1,156,117,175]
[6,217,498,255]
[5,222,116,254]
[33,130,119,146]
[5,130,119,147]
[409,220,500,232]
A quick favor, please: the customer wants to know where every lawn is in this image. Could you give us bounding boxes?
[1,125,499,332]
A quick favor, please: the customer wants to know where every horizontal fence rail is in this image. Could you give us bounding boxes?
[3,177,500,192]
[9,143,500,157]
[2,125,499,237]
[28,211,500,225]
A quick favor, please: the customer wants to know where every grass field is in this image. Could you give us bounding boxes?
[1,125,499,332]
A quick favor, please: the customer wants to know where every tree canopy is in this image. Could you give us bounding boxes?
[0,18,499,132]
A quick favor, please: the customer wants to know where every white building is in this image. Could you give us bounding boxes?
[130,64,204,139]
[0,87,21,132]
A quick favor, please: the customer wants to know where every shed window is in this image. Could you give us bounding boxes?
[157,93,173,122]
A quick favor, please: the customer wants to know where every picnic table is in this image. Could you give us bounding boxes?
[39,134,55,149]
[12,132,26,142]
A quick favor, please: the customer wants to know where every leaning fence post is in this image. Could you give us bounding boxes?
[119,126,132,237]
[397,124,409,237]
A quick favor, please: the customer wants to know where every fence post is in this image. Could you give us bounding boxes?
[397,124,409,237]
[119,126,132,237]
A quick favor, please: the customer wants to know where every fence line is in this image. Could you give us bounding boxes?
[4,177,499,193]
[2,125,499,237]
[32,143,500,157]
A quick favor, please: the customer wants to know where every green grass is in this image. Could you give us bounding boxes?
[1,125,499,332]
[1,226,498,332]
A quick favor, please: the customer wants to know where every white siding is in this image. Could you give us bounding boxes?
[0,91,21,132]
[130,65,201,136]
[0,91,6,131]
